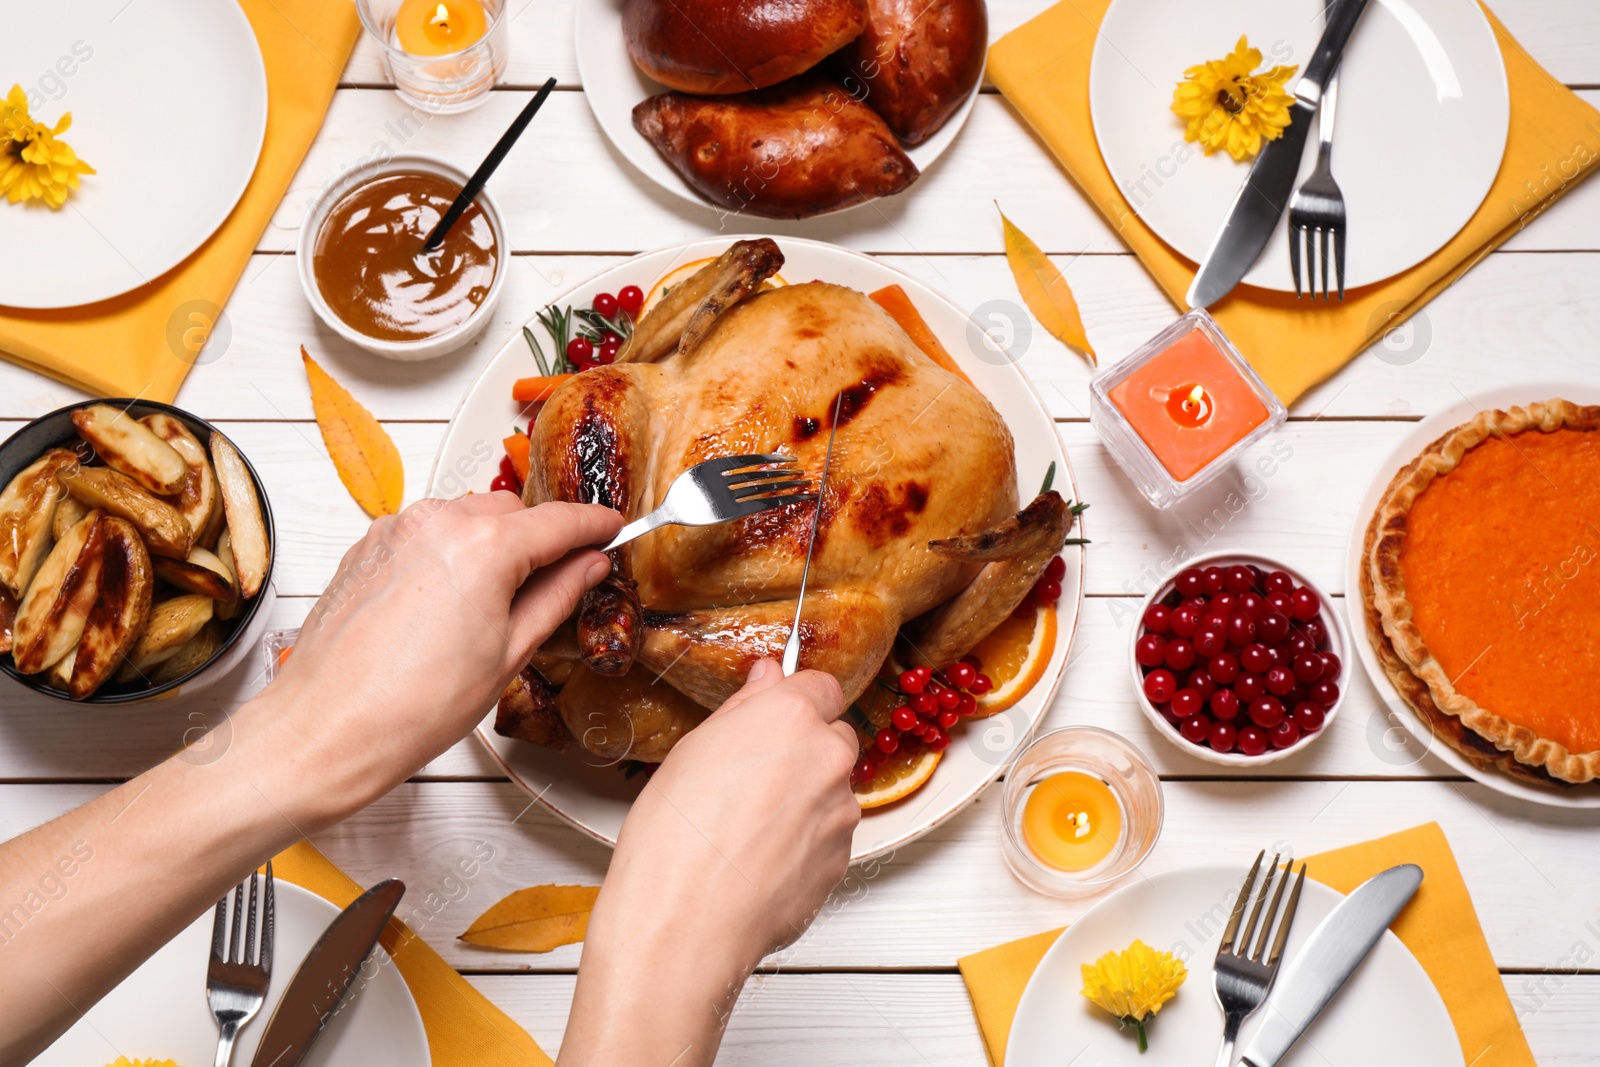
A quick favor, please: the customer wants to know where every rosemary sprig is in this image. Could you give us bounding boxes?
[522,325,552,377]
[535,304,579,373]
[1039,461,1056,495]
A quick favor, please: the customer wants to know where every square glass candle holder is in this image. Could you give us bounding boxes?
[1089,309,1286,509]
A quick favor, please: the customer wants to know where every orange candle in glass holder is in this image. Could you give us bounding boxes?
[1021,771,1123,871]
[394,0,488,54]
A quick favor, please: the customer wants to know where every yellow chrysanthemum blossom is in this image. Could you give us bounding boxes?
[1171,36,1298,162]
[1080,939,1188,1053]
[103,1058,182,1067]
[0,83,95,209]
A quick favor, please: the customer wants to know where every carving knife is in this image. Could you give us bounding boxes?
[1186,0,1373,308]
[781,390,843,675]
[249,878,406,1067]
[1238,863,1423,1067]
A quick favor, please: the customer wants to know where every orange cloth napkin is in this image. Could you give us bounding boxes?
[958,823,1532,1067]
[988,1,1600,405]
[273,840,554,1067]
[0,0,359,401]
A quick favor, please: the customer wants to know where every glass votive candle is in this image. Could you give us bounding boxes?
[1001,727,1163,898]
[357,0,509,113]
[1089,308,1286,509]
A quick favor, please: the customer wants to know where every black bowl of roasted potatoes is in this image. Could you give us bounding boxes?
[0,400,275,703]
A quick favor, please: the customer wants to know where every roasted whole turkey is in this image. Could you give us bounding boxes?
[498,240,1072,763]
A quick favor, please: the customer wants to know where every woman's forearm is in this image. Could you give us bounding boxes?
[0,688,350,1065]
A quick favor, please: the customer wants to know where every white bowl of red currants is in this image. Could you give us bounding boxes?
[1128,551,1349,766]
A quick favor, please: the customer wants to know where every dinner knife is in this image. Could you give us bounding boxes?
[1237,863,1423,1067]
[781,390,844,675]
[248,878,406,1067]
[1185,0,1373,308]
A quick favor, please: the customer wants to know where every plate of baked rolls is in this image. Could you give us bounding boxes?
[578,0,988,220]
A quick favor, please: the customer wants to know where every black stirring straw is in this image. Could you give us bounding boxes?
[422,76,558,253]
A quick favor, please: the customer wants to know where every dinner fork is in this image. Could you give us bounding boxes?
[1211,850,1307,1067]
[601,453,815,551]
[1287,65,1347,300]
[207,863,274,1067]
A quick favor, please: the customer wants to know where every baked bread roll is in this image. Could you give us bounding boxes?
[623,0,868,94]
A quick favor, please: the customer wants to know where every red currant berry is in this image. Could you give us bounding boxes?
[1210,687,1240,721]
[1143,669,1178,704]
[1265,570,1294,595]
[891,705,916,731]
[1291,586,1321,622]
[1035,578,1063,604]
[1241,643,1272,673]
[875,728,898,754]
[1293,702,1326,733]
[1226,612,1257,646]
[1265,666,1295,696]
[1238,725,1270,757]
[1320,651,1342,679]
[1202,565,1226,594]
[914,665,934,683]
[1248,565,1268,591]
[1143,603,1173,633]
[489,473,516,493]
[1180,713,1212,744]
[948,661,977,689]
[1270,719,1302,749]
[1193,628,1226,657]
[1213,592,1237,613]
[1164,638,1197,672]
[1287,632,1316,658]
[851,756,875,786]
[1044,555,1067,582]
[1202,609,1231,633]
[1187,670,1217,701]
[1170,605,1201,638]
[1171,687,1203,719]
[1310,679,1340,708]
[957,693,977,717]
[1291,653,1324,684]
[617,285,645,317]
[969,673,993,695]
[1249,697,1285,728]
[1181,595,1209,613]
[868,744,889,765]
[498,454,517,480]
[1301,618,1328,647]
[1209,720,1238,752]
[1174,568,1206,598]
[592,292,619,318]
[936,687,961,711]
[1225,565,1254,593]
[1235,672,1266,703]
[899,669,926,694]
[926,729,951,751]
[1135,633,1168,667]
[566,336,594,365]
[1240,592,1269,618]
[910,692,937,717]
[1257,611,1291,643]
[1208,652,1240,684]
[938,708,960,729]
[1266,590,1294,617]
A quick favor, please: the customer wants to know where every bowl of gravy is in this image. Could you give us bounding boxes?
[298,154,506,361]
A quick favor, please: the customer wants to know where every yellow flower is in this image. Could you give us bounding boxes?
[0,83,95,209]
[103,1058,183,1067]
[1171,36,1298,162]
[1080,939,1188,1053]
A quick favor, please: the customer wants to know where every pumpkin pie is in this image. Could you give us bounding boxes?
[1363,399,1600,786]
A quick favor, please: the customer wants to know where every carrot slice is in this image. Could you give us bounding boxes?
[503,432,531,485]
[511,374,575,403]
[869,285,975,388]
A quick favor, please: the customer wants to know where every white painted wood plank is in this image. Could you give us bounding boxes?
[466,972,1600,1067]
[337,0,1600,91]
[266,90,1600,257]
[5,780,1594,970]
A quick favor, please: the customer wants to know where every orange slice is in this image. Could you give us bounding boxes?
[968,603,1057,716]
[641,257,787,318]
[854,745,941,809]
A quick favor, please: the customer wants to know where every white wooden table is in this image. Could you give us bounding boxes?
[4,2,1599,1062]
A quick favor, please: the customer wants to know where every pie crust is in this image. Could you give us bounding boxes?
[1364,399,1600,786]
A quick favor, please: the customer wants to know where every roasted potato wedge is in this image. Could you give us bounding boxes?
[0,447,76,598]
[52,493,90,543]
[210,432,269,598]
[115,594,214,682]
[59,465,192,560]
[12,511,105,675]
[154,546,237,602]
[141,413,218,543]
[65,516,154,699]
[214,530,240,621]
[148,622,222,686]
[49,643,78,689]
[0,585,17,655]
[72,404,187,496]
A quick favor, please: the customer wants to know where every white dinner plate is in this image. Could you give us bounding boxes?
[34,881,430,1067]
[1343,381,1600,809]
[431,236,1083,863]
[1007,865,1462,1067]
[1089,0,1509,293]
[574,0,982,218]
[0,0,267,308]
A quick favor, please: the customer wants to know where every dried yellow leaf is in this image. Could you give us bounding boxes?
[999,206,1096,366]
[302,347,404,518]
[459,884,601,952]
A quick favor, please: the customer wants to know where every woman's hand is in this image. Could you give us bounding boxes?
[261,493,622,823]
[560,659,860,1066]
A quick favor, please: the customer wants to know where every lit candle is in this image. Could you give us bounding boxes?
[1021,771,1122,872]
[394,0,489,55]
[1165,383,1212,428]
